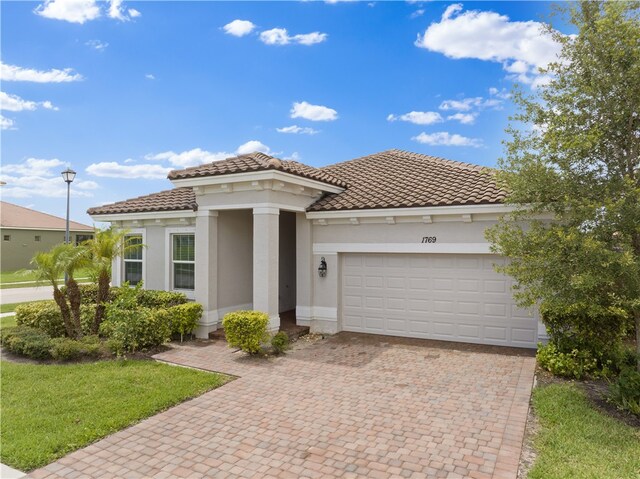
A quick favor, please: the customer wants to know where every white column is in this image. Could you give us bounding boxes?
[253,206,280,331]
[194,210,218,338]
[295,213,313,326]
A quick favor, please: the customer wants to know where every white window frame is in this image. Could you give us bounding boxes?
[121,229,145,287]
[165,227,196,299]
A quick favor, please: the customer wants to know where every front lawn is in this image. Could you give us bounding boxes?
[0,314,17,329]
[0,268,91,289]
[529,383,640,479]
[0,360,230,471]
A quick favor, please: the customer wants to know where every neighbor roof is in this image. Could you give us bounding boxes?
[87,188,197,215]
[88,150,506,216]
[308,149,506,211]
[168,152,347,188]
[1,202,94,231]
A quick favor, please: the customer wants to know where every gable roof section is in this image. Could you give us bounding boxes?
[168,152,347,188]
[307,149,506,211]
[87,187,197,216]
[1,201,94,231]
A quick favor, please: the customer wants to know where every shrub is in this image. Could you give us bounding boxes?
[1,326,52,360]
[222,310,269,355]
[49,335,105,361]
[137,290,188,309]
[608,368,640,416]
[536,342,604,379]
[156,303,202,342]
[15,301,96,338]
[270,331,290,355]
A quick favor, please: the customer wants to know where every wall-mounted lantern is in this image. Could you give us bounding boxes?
[318,257,327,278]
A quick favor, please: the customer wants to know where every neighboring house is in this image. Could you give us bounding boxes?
[1,201,94,272]
[88,150,544,348]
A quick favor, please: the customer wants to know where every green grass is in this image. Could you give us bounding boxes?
[0,360,230,471]
[0,301,46,314]
[0,268,91,288]
[529,383,640,479]
[0,314,17,329]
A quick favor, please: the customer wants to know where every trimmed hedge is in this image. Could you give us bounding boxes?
[222,310,269,355]
[155,303,202,342]
[50,335,106,361]
[15,301,95,338]
[137,290,188,309]
[271,331,290,355]
[1,326,53,360]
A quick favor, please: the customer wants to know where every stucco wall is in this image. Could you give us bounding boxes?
[217,210,253,311]
[143,225,167,290]
[0,228,92,272]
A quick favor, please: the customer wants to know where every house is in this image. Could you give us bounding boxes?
[88,150,544,348]
[1,201,94,272]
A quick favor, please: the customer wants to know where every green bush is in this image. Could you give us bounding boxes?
[49,335,105,361]
[222,310,269,355]
[156,303,202,342]
[270,331,290,355]
[537,342,605,379]
[15,301,96,338]
[137,290,188,309]
[1,326,52,360]
[608,368,640,416]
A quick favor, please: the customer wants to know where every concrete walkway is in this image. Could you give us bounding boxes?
[0,286,54,304]
[1,463,26,478]
[26,333,535,479]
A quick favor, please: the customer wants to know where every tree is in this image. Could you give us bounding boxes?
[84,228,138,333]
[486,1,640,367]
[60,245,91,339]
[31,244,77,338]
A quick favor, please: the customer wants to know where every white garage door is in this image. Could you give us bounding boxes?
[341,253,538,348]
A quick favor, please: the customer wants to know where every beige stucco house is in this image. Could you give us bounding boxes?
[88,150,544,348]
[1,201,94,271]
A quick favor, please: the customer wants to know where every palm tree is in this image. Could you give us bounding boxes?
[84,228,140,333]
[31,244,76,338]
[59,245,91,338]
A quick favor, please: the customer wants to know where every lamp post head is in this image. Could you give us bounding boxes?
[61,168,76,184]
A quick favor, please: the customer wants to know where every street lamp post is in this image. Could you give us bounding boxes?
[61,168,76,284]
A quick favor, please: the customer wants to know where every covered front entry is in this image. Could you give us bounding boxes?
[341,253,538,348]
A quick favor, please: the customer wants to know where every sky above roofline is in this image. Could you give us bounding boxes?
[1,0,571,224]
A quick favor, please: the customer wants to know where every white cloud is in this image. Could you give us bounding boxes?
[86,162,171,180]
[415,4,561,86]
[387,111,443,125]
[0,91,58,112]
[1,62,83,83]
[290,101,337,122]
[410,9,425,19]
[284,152,301,161]
[0,114,15,130]
[412,131,482,147]
[107,0,139,21]
[1,158,98,198]
[86,39,108,51]
[145,148,232,168]
[145,73,155,80]
[260,28,327,46]
[276,125,319,135]
[447,112,476,124]
[236,140,270,155]
[35,0,101,24]
[439,96,501,111]
[489,87,511,99]
[223,19,256,37]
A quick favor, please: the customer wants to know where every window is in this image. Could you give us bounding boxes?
[3,235,10,241]
[172,234,195,290]
[35,235,41,242]
[123,234,143,285]
[75,234,93,245]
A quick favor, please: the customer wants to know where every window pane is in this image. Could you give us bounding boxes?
[173,234,195,262]
[124,235,143,260]
[124,261,142,285]
[173,263,195,290]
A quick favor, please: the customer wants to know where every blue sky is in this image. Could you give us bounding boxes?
[1,0,568,225]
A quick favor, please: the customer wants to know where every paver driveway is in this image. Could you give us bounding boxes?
[26,333,535,479]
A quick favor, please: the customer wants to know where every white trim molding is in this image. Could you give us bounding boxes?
[121,228,146,287]
[306,204,516,220]
[90,209,197,223]
[164,226,197,300]
[313,242,493,255]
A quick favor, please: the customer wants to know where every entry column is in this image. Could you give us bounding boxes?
[194,209,218,338]
[253,206,280,331]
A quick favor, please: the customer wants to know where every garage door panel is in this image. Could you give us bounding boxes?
[341,253,537,348]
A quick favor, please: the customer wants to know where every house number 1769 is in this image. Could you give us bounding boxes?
[421,236,437,243]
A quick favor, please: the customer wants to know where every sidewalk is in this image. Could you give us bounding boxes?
[1,463,25,479]
[0,286,54,304]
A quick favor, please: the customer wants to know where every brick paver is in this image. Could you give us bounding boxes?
[26,333,535,479]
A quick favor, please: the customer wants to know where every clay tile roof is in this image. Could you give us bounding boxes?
[307,149,506,212]
[87,187,197,216]
[1,201,93,230]
[168,152,347,188]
